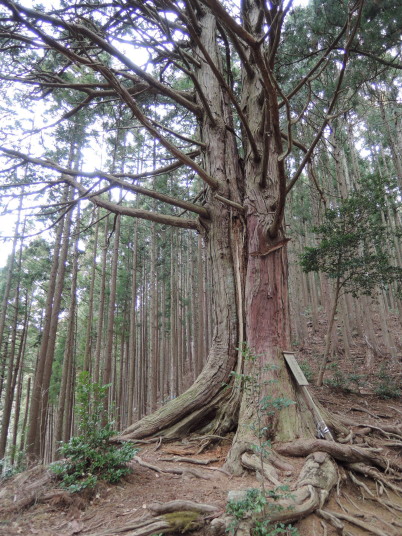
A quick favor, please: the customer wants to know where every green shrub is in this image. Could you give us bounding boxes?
[299,361,313,383]
[374,368,401,399]
[226,488,299,536]
[1,448,28,482]
[324,362,365,393]
[51,372,138,493]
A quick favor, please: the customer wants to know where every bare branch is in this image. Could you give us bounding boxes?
[218,23,254,79]
[199,0,257,45]
[214,194,244,213]
[99,175,209,218]
[94,66,221,190]
[2,23,221,189]
[0,148,205,226]
[280,132,307,153]
[86,196,200,230]
[149,119,206,148]
[348,48,402,70]
[2,1,202,115]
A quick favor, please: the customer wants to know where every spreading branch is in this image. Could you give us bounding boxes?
[0,148,202,229]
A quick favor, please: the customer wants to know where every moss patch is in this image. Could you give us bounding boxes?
[163,510,201,533]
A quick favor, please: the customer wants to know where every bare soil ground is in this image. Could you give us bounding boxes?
[1,317,401,536]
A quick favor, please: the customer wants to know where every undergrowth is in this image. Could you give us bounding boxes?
[324,362,401,399]
[324,362,366,393]
[226,488,298,536]
[374,367,401,399]
[51,372,138,493]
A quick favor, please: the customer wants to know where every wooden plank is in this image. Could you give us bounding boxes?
[300,385,334,441]
[283,352,334,441]
[283,352,309,385]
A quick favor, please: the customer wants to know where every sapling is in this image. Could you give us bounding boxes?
[300,174,402,385]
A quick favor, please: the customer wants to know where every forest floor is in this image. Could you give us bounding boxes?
[1,315,401,536]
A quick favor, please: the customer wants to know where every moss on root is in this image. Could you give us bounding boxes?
[163,511,201,533]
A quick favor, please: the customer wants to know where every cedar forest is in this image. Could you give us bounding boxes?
[0,1,402,535]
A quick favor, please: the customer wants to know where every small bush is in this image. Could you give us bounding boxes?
[324,362,366,393]
[226,487,299,536]
[0,450,27,482]
[324,363,351,392]
[51,372,138,493]
[374,368,401,399]
[299,361,313,383]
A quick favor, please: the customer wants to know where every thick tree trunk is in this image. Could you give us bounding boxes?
[120,17,323,469]
[118,7,305,448]
[120,9,243,440]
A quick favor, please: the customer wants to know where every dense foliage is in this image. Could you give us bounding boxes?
[300,174,402,297]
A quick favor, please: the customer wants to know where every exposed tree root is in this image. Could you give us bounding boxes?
[344,491,402,532]
[159,456,231,476]
[348,462,402,494]
[389,405,402,417]
[240,452,281,486]
[348,406,390,420]
[2,376,400,536]
[88,513,200,536]
[267,451,294,472]
[130,455,213,479]
[318,508,396,536]
[147,500,220,515]
[89,502,218,536]
[0,466,63,516]
[337,415,402,440]
[274,439,390,470]
[159,456,219,465]
[90,446,402,536]
[215,426,402,535]
[118,348,240,442]
[337,431,354,443]
[223,440,251,476]
[209,452,339,535]
[380,440,402,448]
